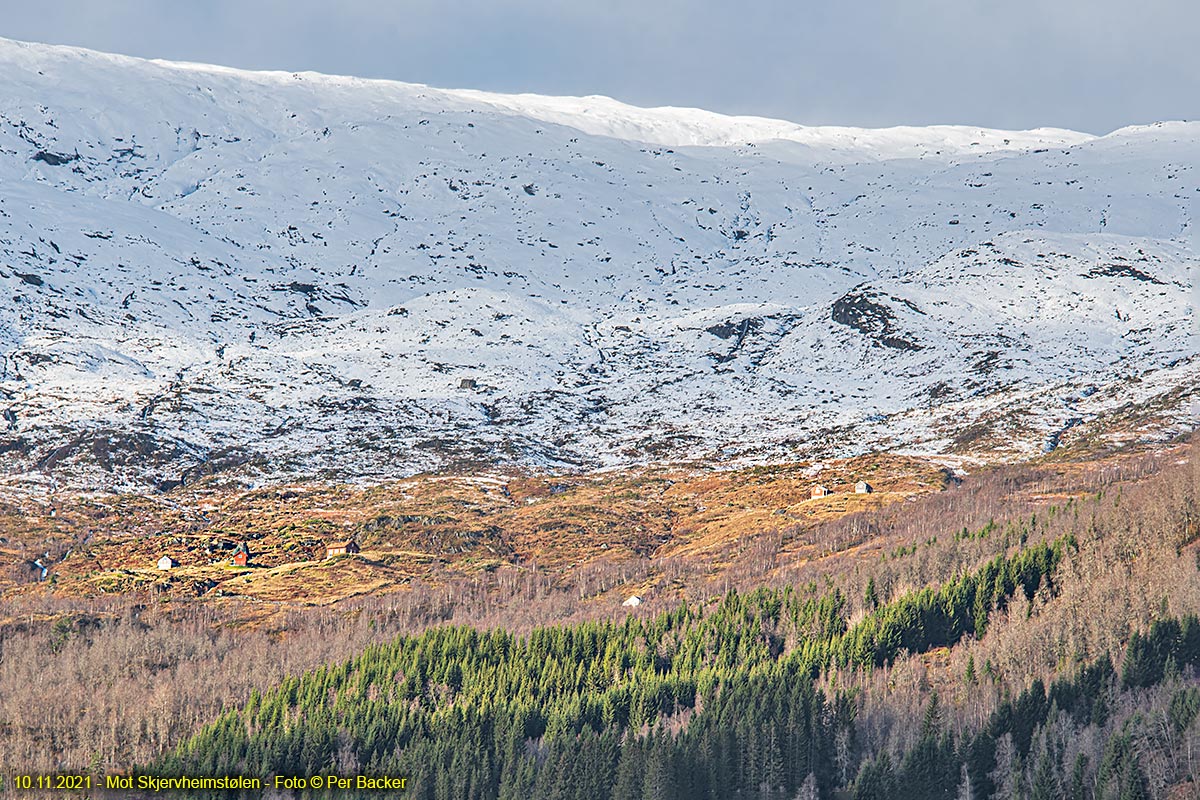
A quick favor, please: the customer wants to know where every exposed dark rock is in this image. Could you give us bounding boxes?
[179,447,253,484]
[831,289,923,351]
[37,430,189,472]
[706,317,760,343]
[706,317,762,363]
[971,351,1002,374]
[31,150,77,166]
[1086,264,1164,284]
[0,436,31,457]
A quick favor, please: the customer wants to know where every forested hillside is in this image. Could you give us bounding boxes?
[136,447,1199,799]
[1,445,1193,798]
[153,541,1065,796]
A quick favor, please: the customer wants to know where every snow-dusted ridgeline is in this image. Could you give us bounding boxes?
[0,38,1195,486]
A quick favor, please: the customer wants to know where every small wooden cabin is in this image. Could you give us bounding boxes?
[855,481,873,494]
[157,555,176,570]
[810,484,829,499]
[324,541,360,559]
[230,542,250,567]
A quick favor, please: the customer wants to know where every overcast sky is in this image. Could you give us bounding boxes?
[3,0,1197,134]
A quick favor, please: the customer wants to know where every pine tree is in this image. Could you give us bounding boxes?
[864,577,879,611]
[1030,749,1058,800]
[853,753,898,800]
[1067,753,1089,800]
[642,733,676,800]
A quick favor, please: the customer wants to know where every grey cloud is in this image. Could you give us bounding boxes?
[1,0,1196,132]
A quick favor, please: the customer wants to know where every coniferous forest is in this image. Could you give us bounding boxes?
[1,447,1196,800]
[155,542,1067,799]
[143,445,1200,800]
[156,601,1200,800]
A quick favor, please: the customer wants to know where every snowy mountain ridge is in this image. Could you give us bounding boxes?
[0,38,1195,487]
[0,38,1096,155]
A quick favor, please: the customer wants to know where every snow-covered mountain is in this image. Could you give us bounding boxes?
[0,38,1195,487]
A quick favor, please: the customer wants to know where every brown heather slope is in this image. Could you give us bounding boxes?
[0,452,948,607]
